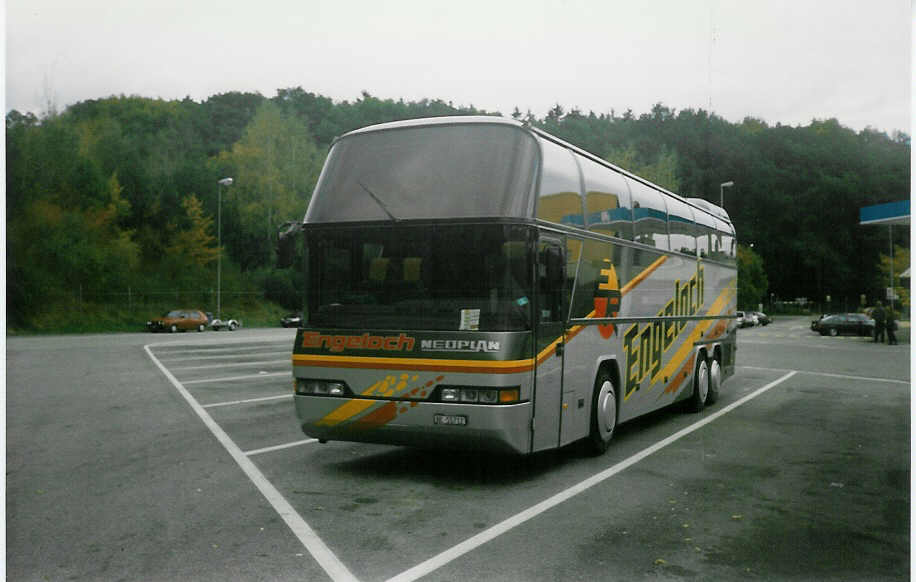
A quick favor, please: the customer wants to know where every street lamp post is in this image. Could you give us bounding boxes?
[719,181,734,207]
[217,177,233,320]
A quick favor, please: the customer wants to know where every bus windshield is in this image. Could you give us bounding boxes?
[305,124,538,223]
[306,223,533,331]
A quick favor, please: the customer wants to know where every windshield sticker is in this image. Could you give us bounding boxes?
[459,309,480,331]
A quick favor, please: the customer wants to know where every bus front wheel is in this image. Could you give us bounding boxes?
[587,370,617,455]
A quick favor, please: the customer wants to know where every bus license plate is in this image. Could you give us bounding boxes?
[434,414,467,426]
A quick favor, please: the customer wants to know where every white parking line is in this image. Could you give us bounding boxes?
[740,365,909,385]
[150,334,294,349]
[171,359,289,371]
[245,438,318,456]
[160,350,290,362]
[183,372,290,385]
[740,339,901,353]
[145,343,358,582]
[385,371,798,582]
[203,394,292,408]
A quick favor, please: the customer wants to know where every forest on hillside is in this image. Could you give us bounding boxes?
[5,89,910,332]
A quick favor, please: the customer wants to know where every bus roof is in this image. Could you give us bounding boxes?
[336,115,524,142]
[333,115,732,226]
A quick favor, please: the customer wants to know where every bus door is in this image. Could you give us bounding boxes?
[531,235,567,452]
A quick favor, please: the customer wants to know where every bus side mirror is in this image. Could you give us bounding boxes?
[277,220,302,269]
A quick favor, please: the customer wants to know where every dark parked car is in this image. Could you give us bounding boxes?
[281,312,303,328]
[147,309,209,333]
[813,313,875,337]
[811,314,826,331]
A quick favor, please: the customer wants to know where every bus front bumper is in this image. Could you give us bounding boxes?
[295,395,533,455]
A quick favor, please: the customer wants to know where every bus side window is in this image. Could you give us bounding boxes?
[582,158,633,241]
[536,139,584,228]
[537,239,566,323]
[666,197,696,257]
[694,210,716,259]
[719,222,737,264]
[628,179,669,253]
[566,238,583,321]
[569,238,619,319]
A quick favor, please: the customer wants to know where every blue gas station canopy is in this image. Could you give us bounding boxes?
[859,200,910,225]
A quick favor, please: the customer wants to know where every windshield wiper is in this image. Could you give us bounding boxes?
[357,180,399,222]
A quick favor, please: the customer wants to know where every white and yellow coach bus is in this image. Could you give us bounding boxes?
[284,116,737,455]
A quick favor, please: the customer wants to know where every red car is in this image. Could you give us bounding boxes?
[147,310,209,333]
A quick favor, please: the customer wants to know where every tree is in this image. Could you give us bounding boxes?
[605,144,681,192]
[877,244,910,314]
[4,90,910,331]
[216,102,324,270]
[737,244,768,310]
[167,194,219,269]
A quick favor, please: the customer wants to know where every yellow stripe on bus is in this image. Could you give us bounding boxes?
[292,354,535,374]
[554,254,669,352]
[651,279,736,385]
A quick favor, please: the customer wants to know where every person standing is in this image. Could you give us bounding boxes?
[886,308,898,345]
[872,301,886,343]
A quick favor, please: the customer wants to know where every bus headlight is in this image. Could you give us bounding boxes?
[296,379,350,396]
[478,390,498,404]
[436,386,520,404]
[440,388,460,402]
[460,388,479,402]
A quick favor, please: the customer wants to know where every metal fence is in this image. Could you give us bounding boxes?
[49,287,268,314]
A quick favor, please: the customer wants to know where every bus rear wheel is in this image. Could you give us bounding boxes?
[587,370,617,455]
[689,355,709,413]
[706,356,721,405]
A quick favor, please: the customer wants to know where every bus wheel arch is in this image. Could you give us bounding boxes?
[587,360,620,455]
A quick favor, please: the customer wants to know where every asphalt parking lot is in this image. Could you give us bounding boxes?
[6,316,910,581]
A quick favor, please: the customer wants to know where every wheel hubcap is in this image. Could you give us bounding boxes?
[697,360,709,402]
[709,360,721,396]
[597,380,616,438]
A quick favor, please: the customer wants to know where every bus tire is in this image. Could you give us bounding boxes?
[587,370,617,455]
[170,324,178,333]
[689,354,709,413]
[706,355,721,405]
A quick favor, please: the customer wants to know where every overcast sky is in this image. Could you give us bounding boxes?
[5,0,912,135]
